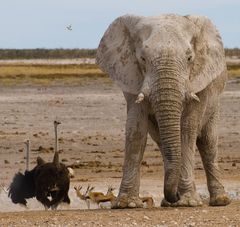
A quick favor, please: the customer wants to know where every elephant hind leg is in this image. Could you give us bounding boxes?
[197,111,231,206]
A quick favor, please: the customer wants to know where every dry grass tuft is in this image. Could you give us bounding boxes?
[227,65,240,78]
[0,63,108,86]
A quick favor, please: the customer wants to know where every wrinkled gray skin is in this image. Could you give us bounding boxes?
[96,14,231,208]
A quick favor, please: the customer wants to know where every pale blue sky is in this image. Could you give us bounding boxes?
[0,0,239,49]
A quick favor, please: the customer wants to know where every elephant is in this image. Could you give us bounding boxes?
[96,14,231,208]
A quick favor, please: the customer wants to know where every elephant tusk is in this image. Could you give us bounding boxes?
[186,92,200,102]
[135,92,145,103]
[190,92,200,102]
[135,76,150,104]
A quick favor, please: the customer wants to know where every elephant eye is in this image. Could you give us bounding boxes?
[186,47,194,63]
[141,56,146,62]
[187,55,192,62]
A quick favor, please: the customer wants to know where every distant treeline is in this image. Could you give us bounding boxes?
[225,48,240,57]
[0,48,239,60]
[0,49,96,59]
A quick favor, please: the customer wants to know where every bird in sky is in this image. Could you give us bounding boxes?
[66,24,72,31]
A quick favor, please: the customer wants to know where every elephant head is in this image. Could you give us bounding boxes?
[96,14,226,203]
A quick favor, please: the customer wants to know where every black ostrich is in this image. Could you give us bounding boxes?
[8,152,70,210]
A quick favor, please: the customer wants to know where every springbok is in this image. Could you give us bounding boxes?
[85,185,105,208]
[74,186,91,209]
[75,185,154,209]
[77,185,116,209]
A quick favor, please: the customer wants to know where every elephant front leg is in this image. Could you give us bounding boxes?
[161,109,202,207]
[197,111,231,206]
[112,95,148,209]
[177,127,203,207]
[148,114,202,207]
[161,131,202,207]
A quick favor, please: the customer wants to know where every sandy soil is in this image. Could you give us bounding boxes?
[0,77,239,226]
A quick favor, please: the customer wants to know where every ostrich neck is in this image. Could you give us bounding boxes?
[54,126,58,153]
[26,141,30,171]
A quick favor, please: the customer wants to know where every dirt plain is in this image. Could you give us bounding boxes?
[0,73,239,226]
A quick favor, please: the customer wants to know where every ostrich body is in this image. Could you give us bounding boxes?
[8,120,70,209]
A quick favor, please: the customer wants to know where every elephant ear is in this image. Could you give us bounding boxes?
[186,15,227,94]
[96,15,143,94]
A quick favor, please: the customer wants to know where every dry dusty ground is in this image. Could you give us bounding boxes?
[0,76,239,226]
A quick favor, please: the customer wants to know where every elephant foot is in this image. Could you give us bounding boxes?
[111,194,143,209]
[161,192,203,207]
[209,193,231,206]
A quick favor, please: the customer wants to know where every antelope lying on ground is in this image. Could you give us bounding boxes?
[140,196,155,208]
[99,186,155,208]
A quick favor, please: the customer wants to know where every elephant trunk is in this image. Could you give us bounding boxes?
[149,59,185,203]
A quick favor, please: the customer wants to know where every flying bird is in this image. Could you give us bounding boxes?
[66,24,72,31]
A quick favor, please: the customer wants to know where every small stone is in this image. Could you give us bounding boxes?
[189,199,198,207]
[143,215,150,220]
[128,202,137,208]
